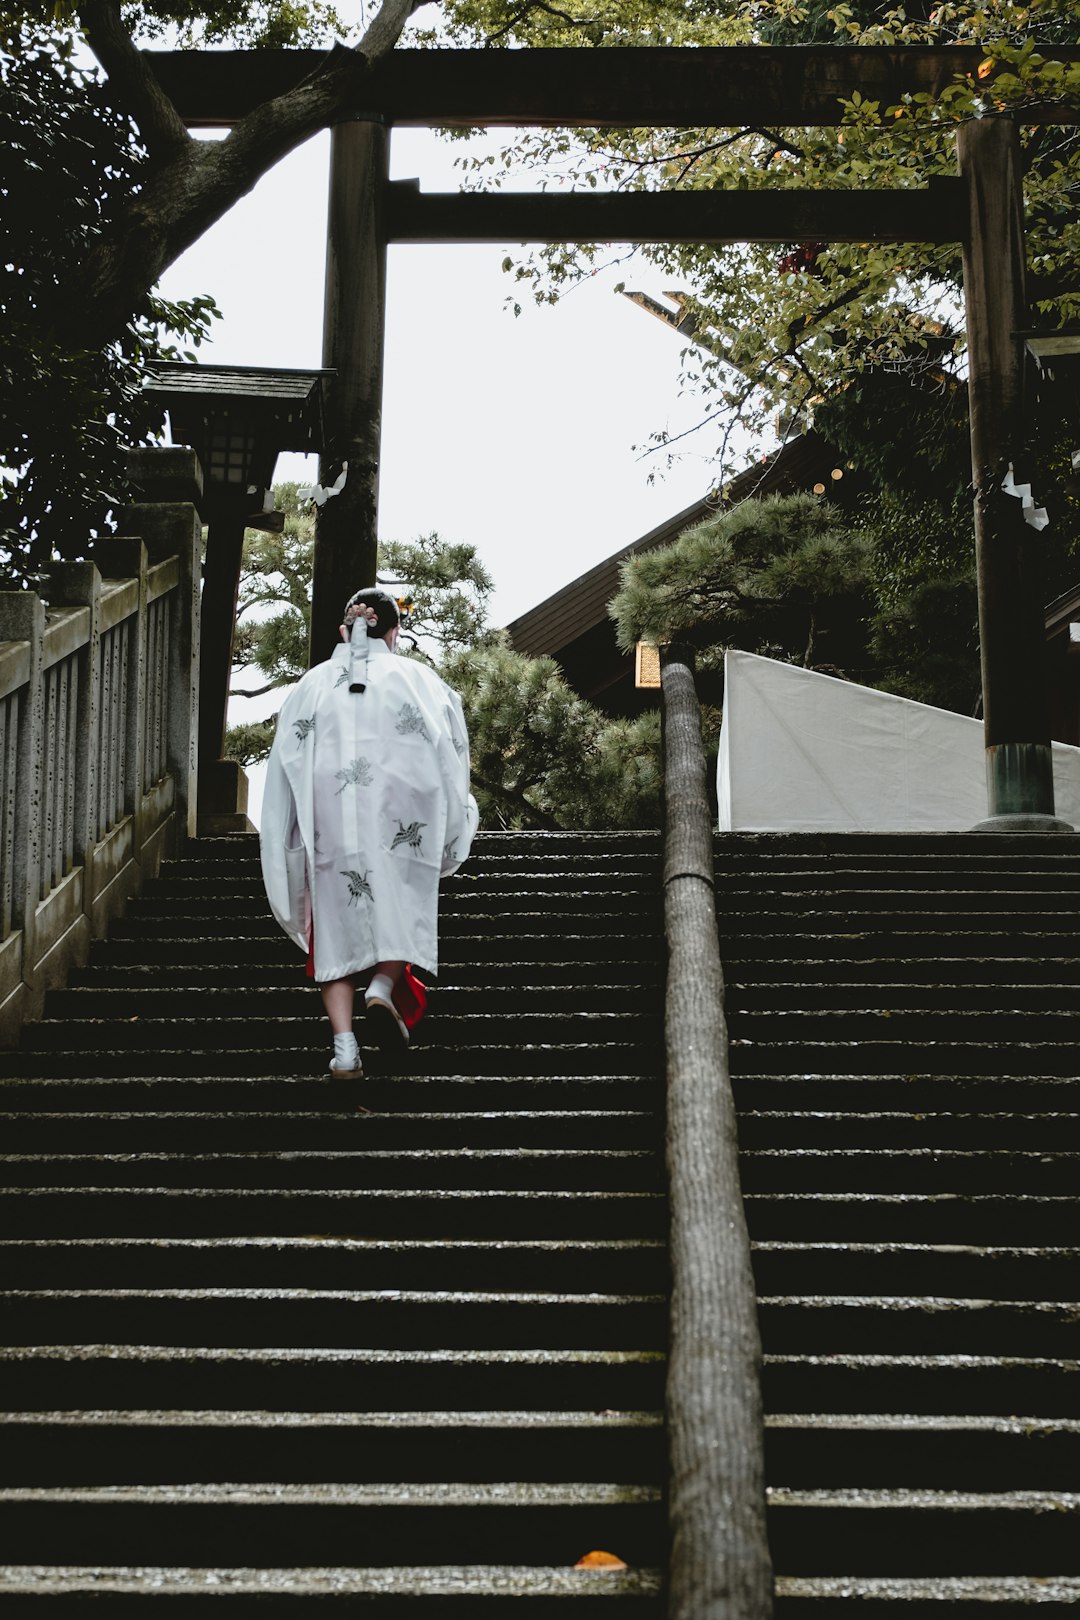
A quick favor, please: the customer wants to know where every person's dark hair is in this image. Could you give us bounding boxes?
[343,587,400,639]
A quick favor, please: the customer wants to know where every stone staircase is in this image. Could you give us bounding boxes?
[2,828,1080,1612]
[0,830,668,1611]
[719,832,1080,1617]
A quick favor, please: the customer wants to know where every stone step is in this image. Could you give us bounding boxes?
[171,843,659,870]
[718,929,1080,958]
[765,1486,1080,1576]
[728,982,1080,1012]
[717,915,1080,941]
[0,1345,668,1415]
[716,868,1080,891]
[2,1289,1075,1359]
[0,1563,664,1613]
[4,1144,1076,1197]
[11,1411,1077,1494]
[0,1237,670,1294]
[713,832,1080,857]
[93,935,665,969]
[14,1104,1077,1157]
[19,1013,662,1055]
[148,881,663,907]
[1,1239,1073,1304]
[762,1353,1080,1417]
[1,1069,1074,1114]
[728,1040,1080,1078]
[739,1149,1080,1196]
[727,1009,1080,1041]
[131,890,664,922]
[742,1193,1080,1246]
[0,1480,667,1568]
[15,1566,1080,1614]
[0,1186,667,1241]
[724,957,1080,985]
[0,1148,663,1193]
[111,911,659,942]
[0,1042,662,1081]
[757,1295,1080,1359]
[763,1414,1080,1492]
[0,1109,662,1154]
[466,832,661,855]
[185,830,657,853]
[0,1073,662,1114]
[731,1074,1080,1113]
[737,1111,1080,1152]
[751,1243,1080,1303]
[773,1574,1080,1615]
[0,1408,665,1487]
[72,960,665,992]
[33,1003,1080,1047]
[47,986,662,1020]
[3,1480,1078,1575]
[0,1288,667,1351]
[719,890,1080,916]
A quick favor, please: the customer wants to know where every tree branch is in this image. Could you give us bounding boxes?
[78,0,191,159]
[72,0,424,346]
[750,127,804,160]
[471,769,565,830]
[485,0,601,46]
[229,681,284,699]
[786,275,874,351]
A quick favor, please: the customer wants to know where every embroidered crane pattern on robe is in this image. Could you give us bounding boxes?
[392,820,426,854]
[396,702,432,743]
[341,869,374,905]
[335,756,375,794]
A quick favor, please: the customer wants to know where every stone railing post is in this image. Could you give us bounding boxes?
[92,536,149,876]
[125,448,203,845]
[48,561,102,930]
[0,594,46,1026]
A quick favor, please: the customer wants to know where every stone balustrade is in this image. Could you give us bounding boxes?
[0,452,201,1043]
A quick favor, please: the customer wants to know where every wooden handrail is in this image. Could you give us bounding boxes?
[661,642,773,1620]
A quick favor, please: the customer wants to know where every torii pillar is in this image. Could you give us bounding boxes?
[310,114,390,666]
[958,114,1071,830]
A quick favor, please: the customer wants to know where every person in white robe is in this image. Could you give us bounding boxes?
[260,587,478,1075]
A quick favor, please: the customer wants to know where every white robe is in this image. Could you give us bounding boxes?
[260,636,478,982]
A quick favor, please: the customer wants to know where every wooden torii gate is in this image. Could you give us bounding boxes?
[154,45,1080,826]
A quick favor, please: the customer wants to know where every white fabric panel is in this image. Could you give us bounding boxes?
[716,649,1080,832]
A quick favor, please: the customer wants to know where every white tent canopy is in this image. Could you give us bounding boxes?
[716,649,1080,833]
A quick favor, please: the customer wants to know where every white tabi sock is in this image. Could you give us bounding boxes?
[366,974,396,1007]
[333,1032,360,1069]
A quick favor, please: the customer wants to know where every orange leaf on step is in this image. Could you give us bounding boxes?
[575,1551,628,1569]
